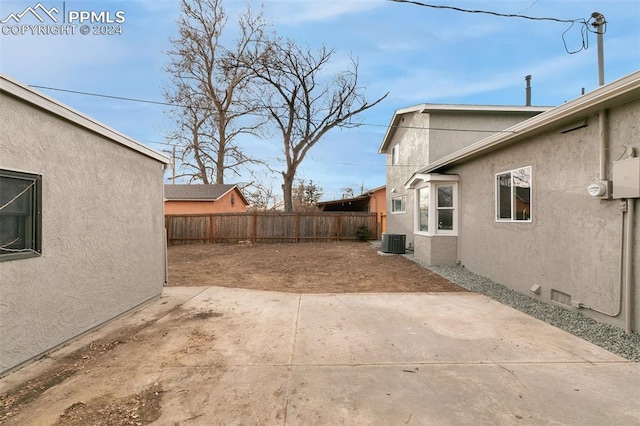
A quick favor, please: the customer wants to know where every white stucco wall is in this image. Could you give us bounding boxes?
[445,99,640,330]
[0,91,167,375]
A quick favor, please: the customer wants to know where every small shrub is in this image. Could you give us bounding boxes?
[354,224,371,242]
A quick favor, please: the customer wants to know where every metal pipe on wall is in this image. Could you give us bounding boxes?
[625,198,635,333]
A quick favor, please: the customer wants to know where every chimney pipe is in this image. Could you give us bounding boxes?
[525,75,532,106]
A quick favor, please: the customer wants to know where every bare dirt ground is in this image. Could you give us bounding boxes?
[168,241,464,293]
[1,242,464,425]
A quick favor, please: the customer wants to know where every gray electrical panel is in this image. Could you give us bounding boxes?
[612,157,640,199]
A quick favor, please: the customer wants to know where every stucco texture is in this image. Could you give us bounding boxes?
[445,100,640,331]
[0,92,166,374]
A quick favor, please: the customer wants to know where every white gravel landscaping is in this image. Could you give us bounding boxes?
[405,254,640,362]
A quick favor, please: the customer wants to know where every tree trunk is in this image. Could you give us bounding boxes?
[282,172,294,212]
[216,145,225,184]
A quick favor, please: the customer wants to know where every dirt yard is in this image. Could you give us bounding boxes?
[168,241,464,293]
[1,242,464,425]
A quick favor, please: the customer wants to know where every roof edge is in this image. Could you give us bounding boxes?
[419,70,640,175]
[377,103,552,154]
[0,73,169,164]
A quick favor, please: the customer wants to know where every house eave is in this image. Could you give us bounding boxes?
[419,70,640,175]
[1,73,170,165]
[377,103,552,154]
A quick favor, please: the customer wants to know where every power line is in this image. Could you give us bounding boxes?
[30,85,175,107]
[387,0,581,24]
[30,84,523,137]
[387,0,601,54]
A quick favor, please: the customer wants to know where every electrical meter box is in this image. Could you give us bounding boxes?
[612,157,640,199]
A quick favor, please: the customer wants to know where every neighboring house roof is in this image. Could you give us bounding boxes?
[378,103,552,154]
[0,73,169,164]
[419,71,640,175]
[164,184,248,204]
[317,185,386,208]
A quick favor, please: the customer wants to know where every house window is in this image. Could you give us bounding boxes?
[391,145,399,165]
[411,176,458,235]
[0,169,42,261]
[391,196,405,213]
[418,187,429,231]
[437,185,454,230]
[496,166,532,222]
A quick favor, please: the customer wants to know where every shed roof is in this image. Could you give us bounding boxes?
[316,185,385,208]
[419,70,640,175]
[164,184,246,203]
[0,73,169,164]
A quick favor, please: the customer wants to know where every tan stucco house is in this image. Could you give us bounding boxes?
[381,71,640,332]
[164,184,249,215]
[379,102,550,253]
[0,74,169,376]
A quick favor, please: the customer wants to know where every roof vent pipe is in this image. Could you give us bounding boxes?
[525,75,532,106]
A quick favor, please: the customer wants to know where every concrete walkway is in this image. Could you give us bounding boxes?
[4,286,640,425]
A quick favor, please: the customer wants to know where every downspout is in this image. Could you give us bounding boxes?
[625,196,635,333]
[624,148,636,333]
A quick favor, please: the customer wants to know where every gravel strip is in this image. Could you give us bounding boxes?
[378,243,640,362]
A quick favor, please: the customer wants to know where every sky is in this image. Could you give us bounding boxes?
[1,0,639,203]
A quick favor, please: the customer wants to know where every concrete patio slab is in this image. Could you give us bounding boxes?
[1,286,638,425]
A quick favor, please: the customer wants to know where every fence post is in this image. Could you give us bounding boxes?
[336,214,341,241]
[253,212,258,243]
[296,213,300,243]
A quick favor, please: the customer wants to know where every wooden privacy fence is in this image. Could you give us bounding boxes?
[166,212,378,245]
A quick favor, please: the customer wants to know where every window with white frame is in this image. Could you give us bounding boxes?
[391,196,405,213]
[391,145,399,165]
[411,174,458,235]
[418,187,429,231]
[0,169,42,261]
[496,166,532,222]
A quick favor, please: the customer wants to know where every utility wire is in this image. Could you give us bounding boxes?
[387,0,602,54]
[29,84,522,137]
[387,0,581,23]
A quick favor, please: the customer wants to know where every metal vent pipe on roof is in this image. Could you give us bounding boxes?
[525,75,532,106]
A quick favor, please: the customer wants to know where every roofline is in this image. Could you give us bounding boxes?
[317,185,386,206]
[364,184,386,194]
[1,73,169,164]
[419,70,640,175]
[164,184,249,205]
[317,194,370,206]
[377,103,552,154]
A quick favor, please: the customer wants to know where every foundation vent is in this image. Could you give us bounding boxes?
[551,289,571,306]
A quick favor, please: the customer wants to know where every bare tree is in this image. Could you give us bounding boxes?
[342,181,367,198]
[293,179,323,211]
[244,39,388,212]
[164,0,270,184]
[241,170,281,210]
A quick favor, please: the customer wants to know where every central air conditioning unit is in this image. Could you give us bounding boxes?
[381,233,406,254]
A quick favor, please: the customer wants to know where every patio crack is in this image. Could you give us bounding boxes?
[282,294,302,425]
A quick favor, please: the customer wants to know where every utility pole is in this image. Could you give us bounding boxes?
[172,145,176,184]
[591,12,606,86]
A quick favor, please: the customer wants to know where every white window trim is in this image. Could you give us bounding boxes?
[391,195,405,214]
[391,145,399,165]
[495,166,533,223]
[407,174,458,236]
